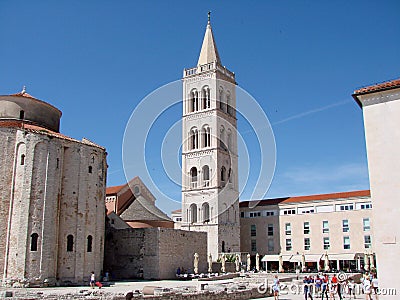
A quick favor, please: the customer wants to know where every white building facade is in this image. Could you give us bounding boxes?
[353,79,400,295]
[240,190,375,272]
[180,17,240,259]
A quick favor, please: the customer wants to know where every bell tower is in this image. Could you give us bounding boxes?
[181,13,240,259]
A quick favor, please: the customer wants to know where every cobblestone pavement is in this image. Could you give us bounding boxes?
[0,272,366,299]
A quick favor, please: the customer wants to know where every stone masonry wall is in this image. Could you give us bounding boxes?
[104,227,207,280]
[158,228,207,279]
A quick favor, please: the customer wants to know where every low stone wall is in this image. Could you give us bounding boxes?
[104,227,207,280]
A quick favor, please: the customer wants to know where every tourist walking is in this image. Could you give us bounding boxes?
[90,271,95,289]
[321,274,329,300]
[371,274,379,299]
[304,276,313,300]
[363,277,373,300]
[347,279,356,299]
[273,275,280,300]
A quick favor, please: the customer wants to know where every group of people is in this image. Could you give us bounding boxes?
[272,272,379,300]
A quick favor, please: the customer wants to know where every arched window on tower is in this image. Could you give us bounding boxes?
[227,129,232,151]
[226,91,233,115]
[221,166,227,186]
[202,165,210,187]
[189,128,199,150]
[190,204,197,223]
[190,90,199,113]
[87,235,93,252]
[190,167,198,188]
[220,126,227,150]
[67,235,74,252]
[219,88,224,111]
[202,202,210,223]
[202,86,210,109]
[202,125,211,148]
[30,233,38,251]
[20,154,25,165]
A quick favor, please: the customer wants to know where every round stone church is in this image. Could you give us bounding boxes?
[0,89,107,286]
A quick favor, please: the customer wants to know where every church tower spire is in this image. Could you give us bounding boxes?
[197,12,221,66]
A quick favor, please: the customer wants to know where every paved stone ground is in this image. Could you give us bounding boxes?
[0,272,364,299]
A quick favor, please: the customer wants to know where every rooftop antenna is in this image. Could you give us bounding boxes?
[208,11,211,24]
[21,85,26,94]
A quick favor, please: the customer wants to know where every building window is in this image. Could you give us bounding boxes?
[20,154,25,165]
[202,86,210,109]
[285,223,291,235]
[268,239,274,251]
[221,166,226,184]
[190,90,199,112]
[361,203,372,209]
[304,222,310,234]
[30,233,38,251]
[251,239,257,252]
[227,130,232,150]
[190,167,198,188]
[364,235,372,249]
[323,237,330,250]
[240,212,245,218]
[266,211,274,216]
[87,235,93,252]
[343,236,350,250]
[322,221,329,233]
[285,239,292,251]
[363,218,370,231]
[267,224,273,236]
[251,225,256,237]
[283,209,296,215]
[219,89,224,111]
[202,165,210,187]
[304,238,310,250]
[202,202,210,223]
[202,126,211,147]
[67,235,74,252]
[220,126,227,150]
[88,166,92,173]
[189,128,199,150]
[19,110,25,119]
[342,219,349,233]
[249,212,261,218]
[190,204,197,223]
[340,204,354,211]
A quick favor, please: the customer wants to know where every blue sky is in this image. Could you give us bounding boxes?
[1,1,399,214]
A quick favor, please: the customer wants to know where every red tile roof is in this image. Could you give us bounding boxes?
[106,184,126,195]
[0,120,104,149]
[353,78,400,95]
[1,91,62,115]
[11,91,39,100]
[171,209,182,214]
[240,190,370,208]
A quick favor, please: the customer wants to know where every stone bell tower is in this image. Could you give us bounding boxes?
[181,13,240,260]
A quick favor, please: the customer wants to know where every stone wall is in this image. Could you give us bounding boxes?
[104,227,207,280]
